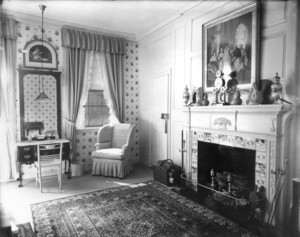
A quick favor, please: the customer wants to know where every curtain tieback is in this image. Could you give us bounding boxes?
[64,118,75,127]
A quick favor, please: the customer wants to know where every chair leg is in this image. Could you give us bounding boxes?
[58,165,62,189]
[39,167,42,193]
[36,169,38,187]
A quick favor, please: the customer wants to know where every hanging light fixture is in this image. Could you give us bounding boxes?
[34,4,50,102]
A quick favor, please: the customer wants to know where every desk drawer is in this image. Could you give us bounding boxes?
[62,143,70,160]
[18,146,36,163]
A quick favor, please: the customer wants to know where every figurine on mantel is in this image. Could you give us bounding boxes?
[226,71,239,104]
[195,87,203,106]
[230,91,242,105]
[227,72,238,92]
[183,85,190,106]
[202,93,209,106]
[271,72,283,103]
[247,82,259,105]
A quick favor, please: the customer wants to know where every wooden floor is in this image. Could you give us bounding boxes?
[0,163,153,228]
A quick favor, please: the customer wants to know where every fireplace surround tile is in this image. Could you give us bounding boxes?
[245,138,256,150]
[256,139,267,152]
[235,136,246,148]
[203,132,211,142]
[227,135,236,146]
[197,132,205,141]
[211,133,219,143]
[256,151,267,164]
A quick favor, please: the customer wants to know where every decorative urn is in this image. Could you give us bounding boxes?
[271,73,282,103]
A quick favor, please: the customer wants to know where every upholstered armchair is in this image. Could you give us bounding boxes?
[91,123,136,178]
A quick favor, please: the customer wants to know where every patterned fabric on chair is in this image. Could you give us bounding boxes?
[91,123,136,178]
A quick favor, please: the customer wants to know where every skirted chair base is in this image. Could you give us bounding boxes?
[92,158,133,178]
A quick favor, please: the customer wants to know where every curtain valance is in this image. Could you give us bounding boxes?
[61,27,126,54]
[1,17,18,39]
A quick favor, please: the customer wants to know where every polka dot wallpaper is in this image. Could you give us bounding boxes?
[124,41,140,163]
[17,21,140,175]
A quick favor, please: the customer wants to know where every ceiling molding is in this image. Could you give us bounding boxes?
[2,9,137,41]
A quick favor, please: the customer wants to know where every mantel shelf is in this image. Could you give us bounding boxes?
[183,104,289,114]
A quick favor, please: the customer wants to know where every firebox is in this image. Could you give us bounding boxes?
[197,141,256,196]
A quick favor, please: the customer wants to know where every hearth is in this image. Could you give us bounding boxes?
[198,141,256,198]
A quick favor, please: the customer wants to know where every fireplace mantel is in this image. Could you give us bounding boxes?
[183,104,287,139]
[183,103,291,223]
[183,104,285,114]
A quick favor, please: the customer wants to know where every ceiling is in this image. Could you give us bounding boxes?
[2,0,207,40]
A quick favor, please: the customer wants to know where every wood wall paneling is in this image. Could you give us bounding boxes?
[190,56,202,88]
[139,120,151,166]
[191,17,202,52]
[263,1,287,28]
[261,33,285,80]
[173,26,186,109]
[171,122,185,166]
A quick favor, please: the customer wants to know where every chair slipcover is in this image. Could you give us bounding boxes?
[92,123,135,178]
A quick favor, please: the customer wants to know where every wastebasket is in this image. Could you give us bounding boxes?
[71,162,84,176]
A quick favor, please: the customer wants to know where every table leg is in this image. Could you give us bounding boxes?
[64,159,68,174]
[67,158,72,179]
[17,163,23,187]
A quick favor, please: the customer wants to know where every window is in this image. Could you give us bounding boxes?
[84,89,109,127]
[76,52,111,129]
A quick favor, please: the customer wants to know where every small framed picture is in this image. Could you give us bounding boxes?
[23,40,58,69]
[203,3,259,92]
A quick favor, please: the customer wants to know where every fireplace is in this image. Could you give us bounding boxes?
[197,141,256,195]
[183,104,287,223]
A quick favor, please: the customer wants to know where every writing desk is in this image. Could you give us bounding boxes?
[16,139,71,187]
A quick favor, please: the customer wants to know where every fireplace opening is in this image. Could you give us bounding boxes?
[197,141,256,197]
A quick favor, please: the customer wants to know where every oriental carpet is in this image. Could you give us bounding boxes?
[31,181,256,237]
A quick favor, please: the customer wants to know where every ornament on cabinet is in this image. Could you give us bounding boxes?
[183,85,190,106]
[226,71,239,104]
[202,93,209,106]
[271,73,282,103]
[230,91,242,105]
[247,82,259,105]
[195,87,203,106]
[187,87,197,106]
[212,70,227,105]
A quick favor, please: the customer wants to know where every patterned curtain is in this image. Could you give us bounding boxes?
[62,47,86,162]
[99,52,124,123]
[61,27,126,161]
[0,17,18,181]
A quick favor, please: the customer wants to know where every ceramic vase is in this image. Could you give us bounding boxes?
[183,85,190,106]
[271,73,282,103]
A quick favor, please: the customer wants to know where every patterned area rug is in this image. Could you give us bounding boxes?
[31,181,256,237]
[13,222,35,237]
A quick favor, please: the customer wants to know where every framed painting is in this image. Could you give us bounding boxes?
[23,40,58,69]
[203,3,259,92]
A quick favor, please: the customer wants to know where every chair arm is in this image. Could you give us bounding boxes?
[95,142,111,150]
[122,144,128,154]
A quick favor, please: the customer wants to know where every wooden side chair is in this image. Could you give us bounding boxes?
[35,142,63,192]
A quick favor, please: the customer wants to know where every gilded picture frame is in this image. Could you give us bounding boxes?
[203,3,259,92]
